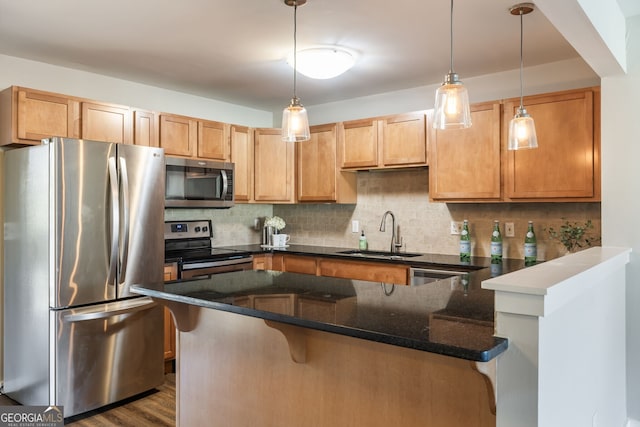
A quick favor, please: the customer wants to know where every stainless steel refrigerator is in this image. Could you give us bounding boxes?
[3,137,165,417]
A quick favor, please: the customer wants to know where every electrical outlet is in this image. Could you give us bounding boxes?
[450,221,462,235]
[505,222,515,237]
[352,220,359,233]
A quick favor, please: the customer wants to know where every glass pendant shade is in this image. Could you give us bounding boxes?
[508,3,538,150]
[433,73,472,130]
[432,0,472,130]
[282,97,310,142]
[282,0,310,142]
[508,107,538,150]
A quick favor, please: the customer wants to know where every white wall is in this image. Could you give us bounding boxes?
[0,54,273,128]
[307,57,599,124]
[601,14,640,423]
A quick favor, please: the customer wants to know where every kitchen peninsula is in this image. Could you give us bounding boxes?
[136,246,631,427]
[135,256,511,427]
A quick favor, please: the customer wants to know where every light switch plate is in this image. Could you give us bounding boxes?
[505,222,515,237]
[352,220,359,233]
[450,221,462,235]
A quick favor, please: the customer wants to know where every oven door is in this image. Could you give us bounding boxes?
[180,257,253,279]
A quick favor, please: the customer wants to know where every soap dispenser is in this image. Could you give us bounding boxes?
[359,230,368,250]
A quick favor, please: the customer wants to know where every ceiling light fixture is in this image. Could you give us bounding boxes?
[433,0,471,130]
[508,3,538,150]
[282,0,310,142]
[287,46,355,79]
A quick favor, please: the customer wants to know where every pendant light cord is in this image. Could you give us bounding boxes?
[449,0,454,73]
[292,3,298,100]
[518,10,524,109]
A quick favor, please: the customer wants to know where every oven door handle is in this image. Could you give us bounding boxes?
[181,257,253,270]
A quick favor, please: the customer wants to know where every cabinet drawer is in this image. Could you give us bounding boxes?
[282,255,318,275]
[318,258,409,285]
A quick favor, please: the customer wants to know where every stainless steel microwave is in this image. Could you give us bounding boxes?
[165,157,234,208]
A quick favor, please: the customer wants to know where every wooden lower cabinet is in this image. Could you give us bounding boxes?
[318,258,409,285]
[281,254,318,275]
[255,253,409,285]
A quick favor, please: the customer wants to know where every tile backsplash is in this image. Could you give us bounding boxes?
[167,168,601,261]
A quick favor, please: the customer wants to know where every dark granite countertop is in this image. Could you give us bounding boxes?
[219,243,526,274]
[134,251,519,361]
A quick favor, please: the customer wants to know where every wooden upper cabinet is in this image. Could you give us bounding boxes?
[133,109,158,147]
[0,86,80,145]
[198,119,229,160]
[298,123,356,203]
[254,128,295,203]
[503,87,599,201]
[341,118,378,169]
[380,112,427,166]
[429,102,502,201]
[159,113,197,157]
[81,101,132,144]
[230,125,253,202]
[340,112,427,170]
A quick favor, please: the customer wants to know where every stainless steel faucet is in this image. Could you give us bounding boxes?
[379,210,403,253]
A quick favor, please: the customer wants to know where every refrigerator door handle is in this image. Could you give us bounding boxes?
[107,156,119,286]
[118,156,130,284]
[220,169,228,200]
[63,298,157,323]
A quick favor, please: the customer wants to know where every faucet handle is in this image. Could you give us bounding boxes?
[394,236,404,250]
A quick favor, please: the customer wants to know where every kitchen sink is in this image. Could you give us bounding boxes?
[337,249,423,258]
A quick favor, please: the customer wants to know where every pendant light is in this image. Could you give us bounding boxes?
[282,0,310,142]
[433,0,471,130]
[508,3,538,150]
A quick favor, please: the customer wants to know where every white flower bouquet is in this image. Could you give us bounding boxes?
[264,216,286,231]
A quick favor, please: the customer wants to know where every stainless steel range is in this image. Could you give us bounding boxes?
[164,220,253,279]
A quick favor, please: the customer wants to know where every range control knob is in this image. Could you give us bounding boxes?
[194,226,201,232]
[203,226,208,233]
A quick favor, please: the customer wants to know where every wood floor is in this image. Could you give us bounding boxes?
[0,374,176,426]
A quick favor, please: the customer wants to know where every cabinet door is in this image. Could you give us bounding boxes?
[159,114,197,157]
[230,125,253,202]
[81,102,132,144]
[429,103,502,201]
[254,128,295,203]
[133,109,158,147]
[13,87,80,144]
[381,112,427,166]
[198,119,228,160]
[297,123,337,202]
[341,118,378,169]
[504,88,597,200]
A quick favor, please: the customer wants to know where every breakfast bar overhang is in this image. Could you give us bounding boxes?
[134,270,505,427]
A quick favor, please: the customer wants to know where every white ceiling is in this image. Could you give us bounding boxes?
[0,0,635,112]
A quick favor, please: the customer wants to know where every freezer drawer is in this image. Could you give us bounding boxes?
[53,297,164,417]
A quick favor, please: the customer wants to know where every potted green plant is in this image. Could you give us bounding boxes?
[546,219,601,254]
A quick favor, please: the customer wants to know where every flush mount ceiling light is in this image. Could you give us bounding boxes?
[508,3,538,150]
[282,0,310,142]
[287,46,356,79]
[433,0,472,130]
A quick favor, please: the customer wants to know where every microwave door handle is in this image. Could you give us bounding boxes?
[220,169,228,200]
[107,156,119,287]
[119,156,130,284]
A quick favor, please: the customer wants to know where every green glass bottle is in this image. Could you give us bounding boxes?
[490,220,503,264]
[459,220,471,262]
[524,221,537,266]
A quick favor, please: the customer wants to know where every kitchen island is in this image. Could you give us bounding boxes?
[134,269,506,427]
